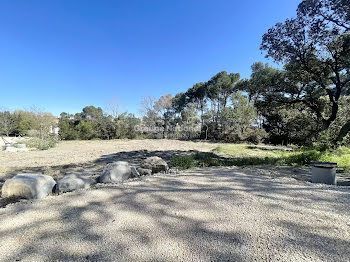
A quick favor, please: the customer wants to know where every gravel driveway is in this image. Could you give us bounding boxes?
[0,167,349,261]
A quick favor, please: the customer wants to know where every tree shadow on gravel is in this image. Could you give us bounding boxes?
[0,150,198,208]
[0,171,249,261]
[3,149,197,179]
[0,167,349,261]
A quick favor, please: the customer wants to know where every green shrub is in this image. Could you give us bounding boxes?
[170,155,196,169]
[24,136,58,150]
[282,150,322,165]
[319,146,350,171]
[171,146,350,171]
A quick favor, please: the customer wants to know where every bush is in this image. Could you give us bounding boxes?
[24,136,58,150]
[246,128,268,144]
[282,150,322,166]
[76,121,96,140]
[193,152,225,167]
[171,146,350,172]
[170,155,196,169]
[319,146,350,171]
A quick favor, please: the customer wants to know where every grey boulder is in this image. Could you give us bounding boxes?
[2,174,56,199]
[137,167,152,176]
[131,167,140,177]
[57,174,95,193]
[99,161,132,183]
[141,156,169,173]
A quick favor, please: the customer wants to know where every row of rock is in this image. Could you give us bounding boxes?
[1,156,170,200]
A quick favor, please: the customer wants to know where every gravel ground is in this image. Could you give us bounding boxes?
[0,167,349,262]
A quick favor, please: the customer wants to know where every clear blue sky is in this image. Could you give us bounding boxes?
[0,0,300,116]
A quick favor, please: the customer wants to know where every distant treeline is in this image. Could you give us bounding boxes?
[0,108,56,139]
[58,107,140,140]
[56,90,261,143]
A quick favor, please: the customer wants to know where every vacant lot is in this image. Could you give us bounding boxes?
[1,140,350,261]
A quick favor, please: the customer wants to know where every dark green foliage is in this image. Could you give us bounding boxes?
[115,113,140,139]
[0,111,15,136]
[76,121,96,140]
[58,118,78,140]
[164,70,263,142]
[82,106,104,120]
[170,155,196,169]
[0,109,57,139]
[257,0,350,146]
[58,107,141,140]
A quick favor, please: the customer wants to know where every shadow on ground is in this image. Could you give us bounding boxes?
[3,149,198,179]
[1,149,349,209]
[0,150,195,208]
[0,168,349,261]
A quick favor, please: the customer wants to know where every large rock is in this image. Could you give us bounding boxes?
[130,167,140,177]
[141,156,169,174]
[57,174,95,193]
[137,167,152,176]
[2,174,56,199]
[98,161,132,183]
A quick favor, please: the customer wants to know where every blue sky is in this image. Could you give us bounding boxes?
[0,0,300,116]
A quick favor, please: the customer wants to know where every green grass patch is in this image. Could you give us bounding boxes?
[170,154,196,170]
[215,144,350,171]
[319,146,350,171]
[170,145,350,171]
